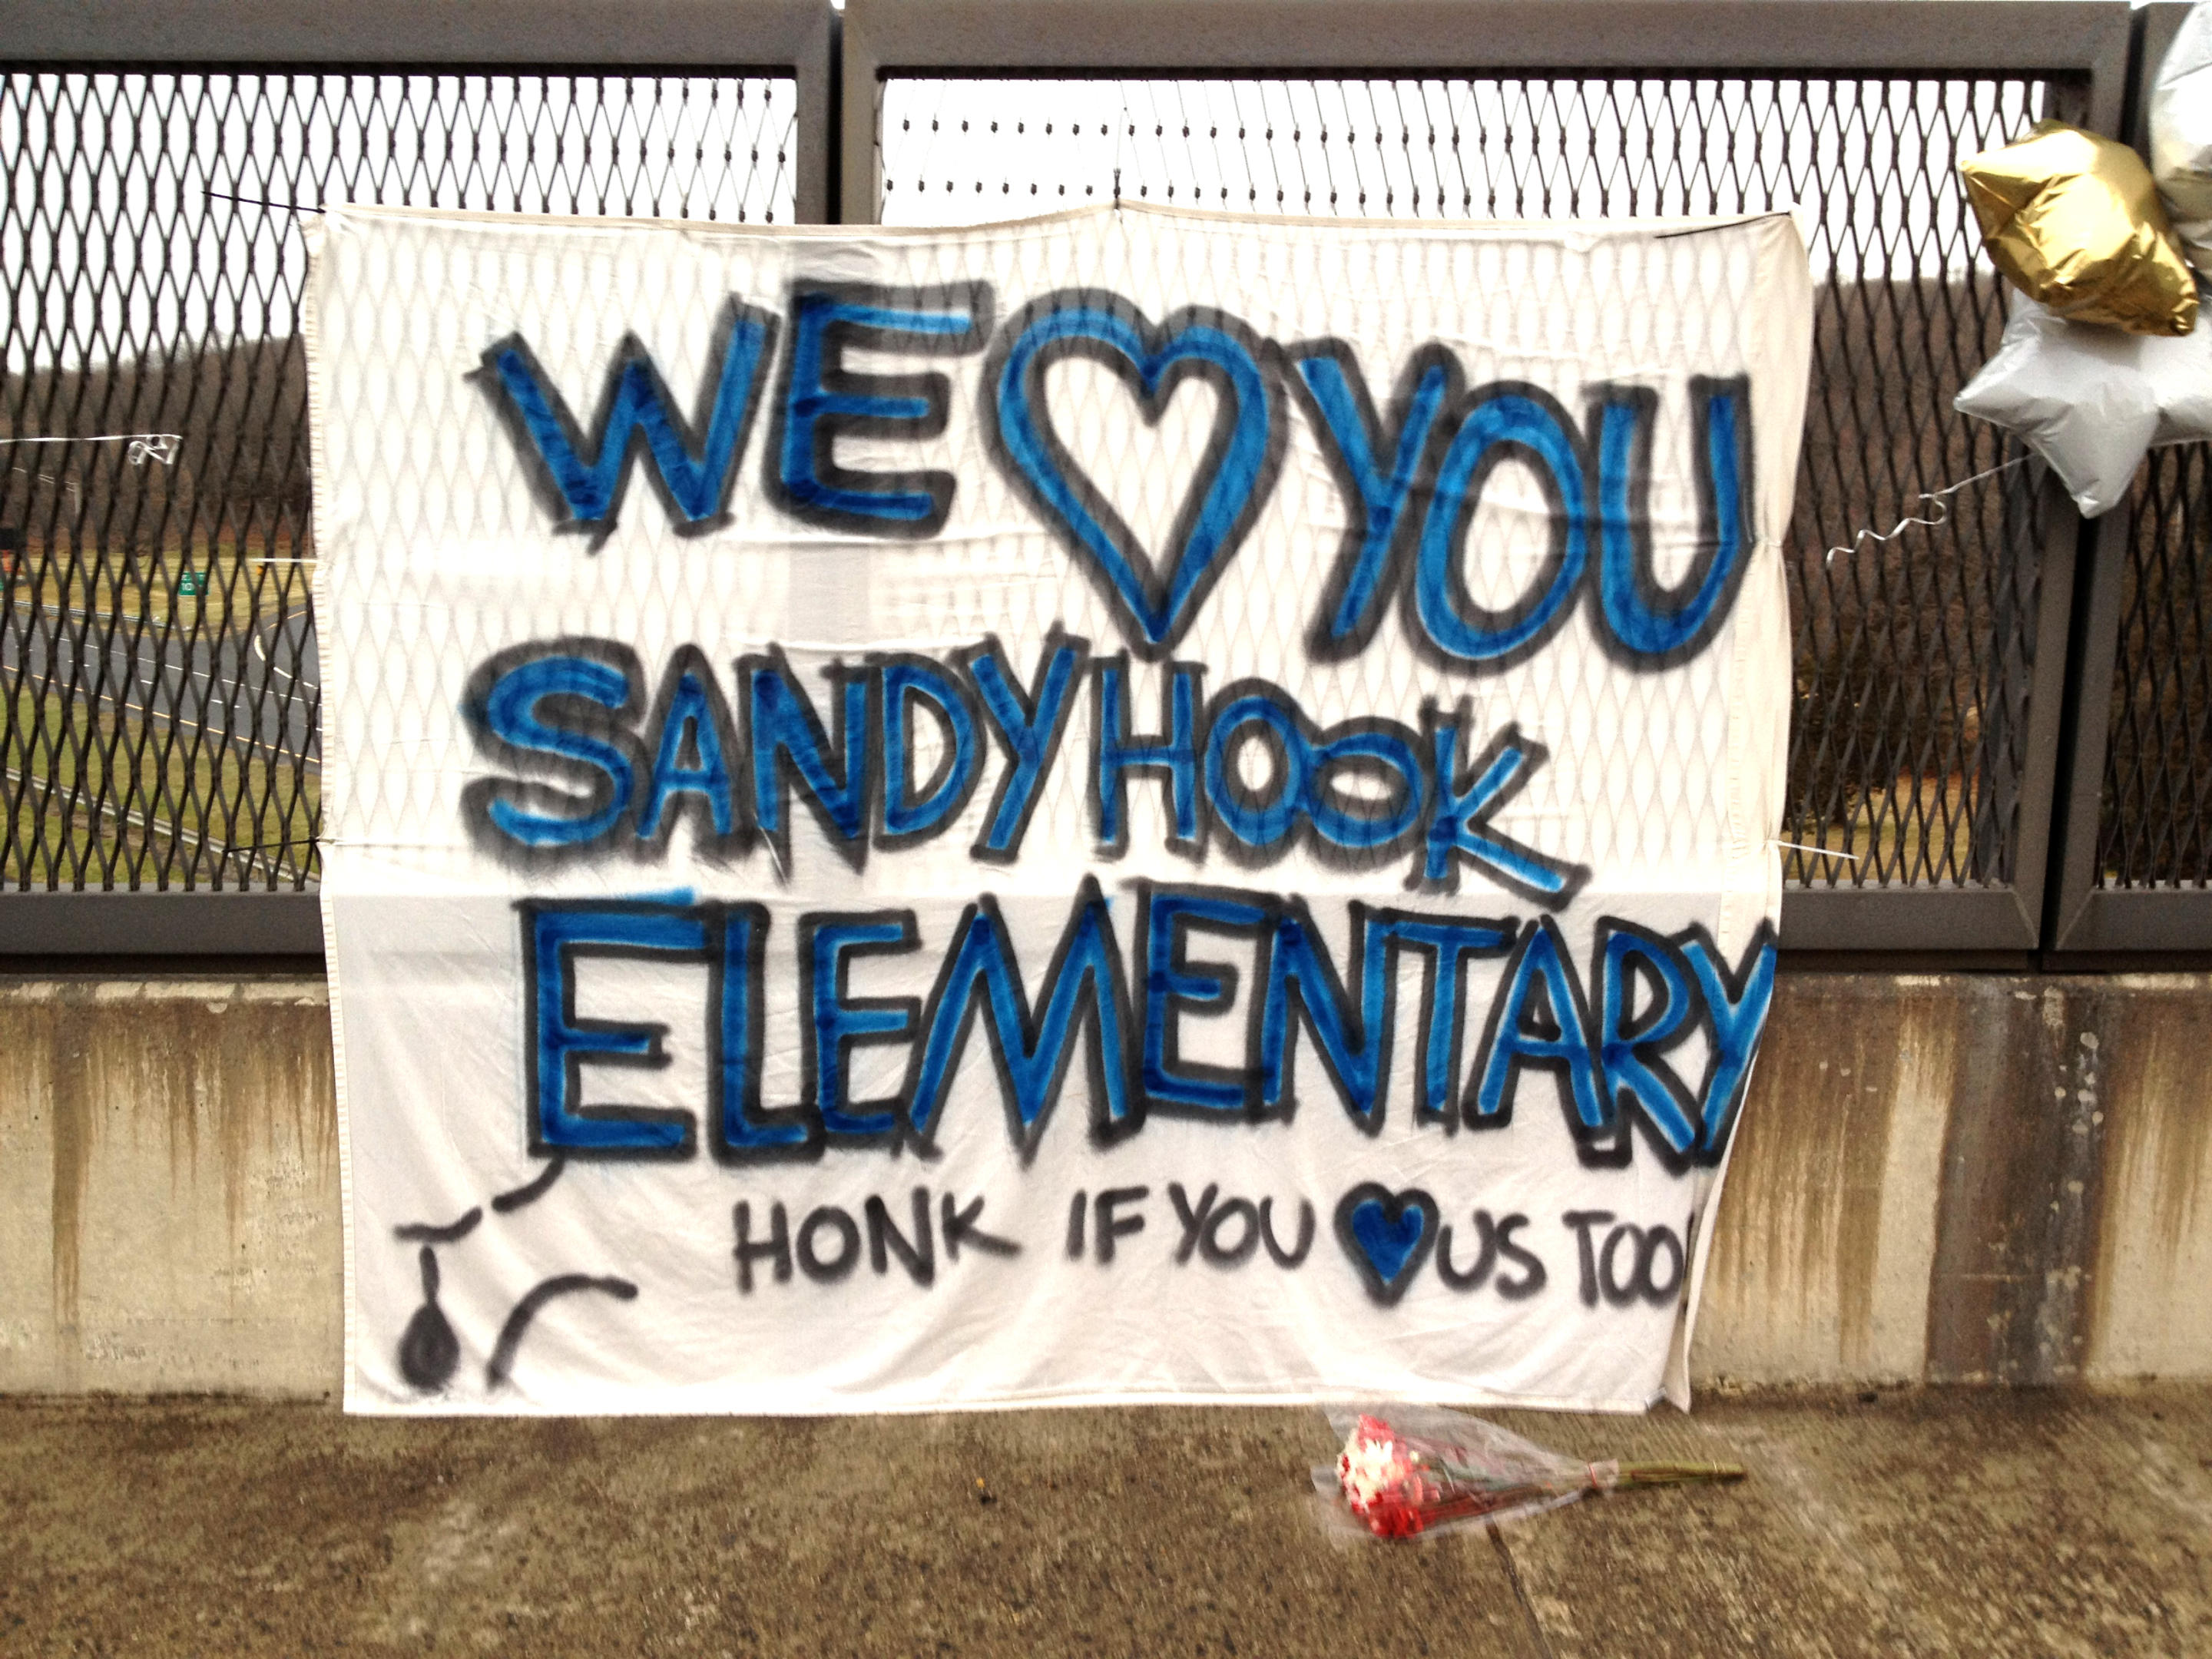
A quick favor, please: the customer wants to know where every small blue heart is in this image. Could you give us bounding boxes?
[990,297,1280,657]
[1334,1184,1440,1306]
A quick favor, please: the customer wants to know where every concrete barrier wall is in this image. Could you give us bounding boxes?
[2,971,2207,1399]
[0,980,341,1396]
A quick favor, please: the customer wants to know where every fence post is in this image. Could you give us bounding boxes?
[2043,0,2212,954]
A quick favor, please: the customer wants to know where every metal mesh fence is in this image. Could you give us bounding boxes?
[0,67,796,891]
[879,72,2063,891]
[0,62,2093,908]
[2097,443,2212,890]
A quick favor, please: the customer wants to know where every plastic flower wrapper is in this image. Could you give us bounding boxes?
[1313,1404,1743,1541]
[1961,120,2197,336]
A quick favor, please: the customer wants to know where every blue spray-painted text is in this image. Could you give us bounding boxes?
[517,887,1776,1171]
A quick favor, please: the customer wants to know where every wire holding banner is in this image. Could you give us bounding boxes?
[205,188,323,214]
[1772,836,1859,864]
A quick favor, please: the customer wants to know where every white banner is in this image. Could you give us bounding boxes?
[307,202,1810,1414]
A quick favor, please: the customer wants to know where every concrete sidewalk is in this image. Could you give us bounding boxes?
[2,1386,2207,1657]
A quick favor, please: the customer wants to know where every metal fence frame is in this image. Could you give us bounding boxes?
[0,0,833,955]
[2044,0,2212,954]
[844,0,2135,953]
[10,0,2197,958]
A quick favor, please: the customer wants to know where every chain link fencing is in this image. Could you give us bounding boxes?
[877,72,2061,897]
[5,15,2200,943]
[0,66,796,890]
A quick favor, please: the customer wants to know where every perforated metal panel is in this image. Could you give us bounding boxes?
[0,67,796,891]
[2096,445,2212,892]
[0,7,2147,955]
[879,72,2062,896]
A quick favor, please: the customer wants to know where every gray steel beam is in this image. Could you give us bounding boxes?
[0,0,838,222]
[1780,886,2041,953]
[2044,505,2130,952]
[0,892,325,955]
[2047,889,2212,952]
[2041,498,2212,953]
[842,0,2135,221]
[2132,2,2194,149]
[0,0,824,68]
[1997,468,2094,948]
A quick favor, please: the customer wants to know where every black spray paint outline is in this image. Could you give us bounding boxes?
[484,1275,641,1389]
[390,1151,641,1396]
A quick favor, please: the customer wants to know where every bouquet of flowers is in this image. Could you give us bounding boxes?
[1320,1405,1743,1539]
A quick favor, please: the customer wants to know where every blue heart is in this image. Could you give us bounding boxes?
[1334,1184,1440,1306]
[991,300,1279,657]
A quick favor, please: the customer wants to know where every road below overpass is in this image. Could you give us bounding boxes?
[0,589,320,879]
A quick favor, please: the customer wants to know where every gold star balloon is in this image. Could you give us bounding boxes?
[1962,120,2199,336]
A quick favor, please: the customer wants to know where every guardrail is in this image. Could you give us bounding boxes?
[7,0,2205,959]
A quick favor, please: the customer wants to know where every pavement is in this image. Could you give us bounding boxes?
[2,1385,2208,1657]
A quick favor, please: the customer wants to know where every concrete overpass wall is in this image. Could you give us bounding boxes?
[2,971,2207,1398]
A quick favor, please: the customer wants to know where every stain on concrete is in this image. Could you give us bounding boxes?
[2087,981,2212,1379]
[1698,975,1912,1379]
[1926,981,2111,1385]
[1929,984,2060,1382]
[2034,998,2109,1384]
[46,999,89,1365]
[2,980,343,1395]
[1866,1004,1956,1379]
[2106,998,2212,1260]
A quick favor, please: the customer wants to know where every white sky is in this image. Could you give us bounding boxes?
[876,75,2047,285]
[1,68,2048,384]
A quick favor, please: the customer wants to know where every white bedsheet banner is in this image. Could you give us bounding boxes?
[306,203,1810,1414]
